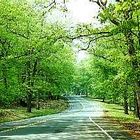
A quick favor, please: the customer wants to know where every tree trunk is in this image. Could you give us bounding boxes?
[102,95,105,102]
[36,93,40,110]
[48,92,53,100]
[128,98,132,111]
[112,94,117,104]
[125,31,140,118]
[124,7,140,119]
[127,42,140,118]
[26,54,38,112]
[26,59,32,113]
[86,91,88,97]
[27,92,32,113]
[134,91,140,118]
[123,93,129,114]
[2,63,8,90]
[135,83,140,119]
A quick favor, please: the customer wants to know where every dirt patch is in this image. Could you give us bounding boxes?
[123,123,140,131]
[0,110,15,117]
[103,114,140,140]
[122,122,140,139]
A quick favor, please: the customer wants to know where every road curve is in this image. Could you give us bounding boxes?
[0,96,136,140]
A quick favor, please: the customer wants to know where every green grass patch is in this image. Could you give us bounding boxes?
[0,99,68,123]
[86,97,140,138]
[86,97,139,122]
[99,101,138,122]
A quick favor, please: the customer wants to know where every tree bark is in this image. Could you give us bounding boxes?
[36,93,40,110]
[134,91,140,118]
[124,30,140,118]
[27,91,32,113]
[102,95,105,102]
[123,7,140,118]
[135,82,140,119]
[128,98,132,111]
[26,59,32,113]
[123,93,129,114]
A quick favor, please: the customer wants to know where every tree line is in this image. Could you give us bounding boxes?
[0,0,140,120]
[0,0,75,112]
[74,0,140,119]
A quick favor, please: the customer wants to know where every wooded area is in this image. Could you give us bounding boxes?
[0,0,75,113]
[0,0,140,121]
[74,0,140,119]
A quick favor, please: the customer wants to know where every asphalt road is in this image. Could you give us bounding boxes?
[0,96,136,140]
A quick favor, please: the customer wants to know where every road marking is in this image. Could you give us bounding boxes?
[89,117,114,140]
[0,98,83,134]
[0,118,57,134]
[78,99,114,140]
[0,96,114,140]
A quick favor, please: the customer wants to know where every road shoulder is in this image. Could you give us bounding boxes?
[85,97,140,140]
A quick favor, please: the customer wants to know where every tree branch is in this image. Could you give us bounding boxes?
[79,33,113,51]
[90,0,120,26]
[66,31,111,40]
[7,29,29,39]
[93,53,113,62]
[41,0,56,16]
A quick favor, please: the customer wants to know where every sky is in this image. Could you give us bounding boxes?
[66,0,99,61]
[45,0,101,27]
[55,0,114,25]
[67,0,99,24]
[44,0,114,61]
[76,50,89,62]
[66,0,115,61]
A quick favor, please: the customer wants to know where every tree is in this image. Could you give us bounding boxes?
[0,0,75,112]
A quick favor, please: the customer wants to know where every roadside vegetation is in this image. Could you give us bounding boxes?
[0,1,140,137]
[100,99,140,137]
[86,97,140,138]
[0,98,68,123]
[72,0,140,120]
[0,0,74,115]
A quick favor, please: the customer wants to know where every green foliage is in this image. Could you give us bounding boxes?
[72,0,140,117]
[0,0,140,120]
[0,0,75,110]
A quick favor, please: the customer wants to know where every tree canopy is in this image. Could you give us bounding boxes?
[0,0,140,120]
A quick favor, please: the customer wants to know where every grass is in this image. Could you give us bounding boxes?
[86,97,140,138]
[86,97,138,122]
[100,101,138,122]
[0,99,69,123]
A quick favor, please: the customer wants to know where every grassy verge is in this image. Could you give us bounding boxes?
[86,97,140,138]
[0,99,69,123]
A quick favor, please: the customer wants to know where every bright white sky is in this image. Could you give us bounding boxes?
[66,0,100,61]
[45,0,114,61]
[67,0,115,61]
[76,50,88,62]
[67,0,99,24]
[46,0,101,26]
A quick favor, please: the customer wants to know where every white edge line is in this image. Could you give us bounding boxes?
[79,99,114,140]
[1,96,113,140]
[89,116,114,140]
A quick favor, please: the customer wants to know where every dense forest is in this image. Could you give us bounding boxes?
[0,0,75,113]
[0,0,140,121]
[75,0,140,119]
